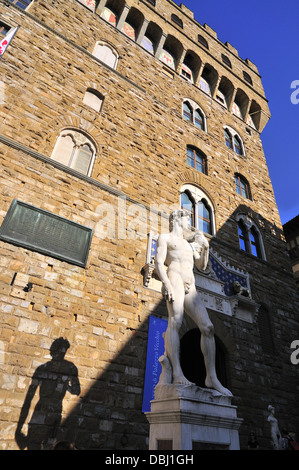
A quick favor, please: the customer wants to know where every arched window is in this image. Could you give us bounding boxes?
[142,22,162,55]
[243,71,253,85]
[180,185,215,235]
[183,99,206,131]
[236,214,266,260]
[186,147,207,174]
[92,42,118,69]
[160,35,183,71]
[235,174,251,199]
[224,126,244,155]
[221,54,232,68]
[171,14,183,28]
[51,129,97,176]
[83,88,104,112]
[197,35,208,49]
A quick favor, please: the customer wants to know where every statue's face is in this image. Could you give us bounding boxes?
[180,213,191,230]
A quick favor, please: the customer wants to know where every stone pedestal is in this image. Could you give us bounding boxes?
[145,384,243,450]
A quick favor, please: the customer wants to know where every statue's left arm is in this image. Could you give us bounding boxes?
[191,231,209,271]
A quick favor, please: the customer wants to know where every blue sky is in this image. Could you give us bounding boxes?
[173,0,299,225]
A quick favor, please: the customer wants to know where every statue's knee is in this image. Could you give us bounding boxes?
[203,323,214,337]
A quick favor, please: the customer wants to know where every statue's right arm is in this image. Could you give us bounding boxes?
[155,235,175,302]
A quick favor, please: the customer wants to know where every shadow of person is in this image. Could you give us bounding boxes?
[15,337,80,450]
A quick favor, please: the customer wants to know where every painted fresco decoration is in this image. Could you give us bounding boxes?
[160,49,175,69]
[232,102,242,118]
[199,77,211,96]
[100,7,117,26]
[247,114,256,129]
[78,0,96,11]
[122,22,136,40]
[142,36,154,54]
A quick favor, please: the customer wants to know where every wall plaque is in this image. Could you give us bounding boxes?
[0,200,93,267]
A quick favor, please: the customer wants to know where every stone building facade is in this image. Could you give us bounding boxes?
[0,0,298,450]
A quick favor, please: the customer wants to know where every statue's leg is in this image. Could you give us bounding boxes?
[165,273,193,385]
[184,288,232,396]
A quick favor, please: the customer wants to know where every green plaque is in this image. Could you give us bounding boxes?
[0,200,93,267]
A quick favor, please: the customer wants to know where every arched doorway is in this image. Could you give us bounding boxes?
[180,329,228,388]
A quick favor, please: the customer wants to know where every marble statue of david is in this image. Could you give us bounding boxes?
[155,209,232,396]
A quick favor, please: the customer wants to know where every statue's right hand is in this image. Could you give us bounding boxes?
[162,282,175,302]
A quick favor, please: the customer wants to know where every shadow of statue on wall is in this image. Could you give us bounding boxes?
[15,337,81,450]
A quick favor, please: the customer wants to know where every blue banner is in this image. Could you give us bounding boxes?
[142,315,168,412]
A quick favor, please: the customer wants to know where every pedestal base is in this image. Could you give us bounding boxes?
[145,384,243,450]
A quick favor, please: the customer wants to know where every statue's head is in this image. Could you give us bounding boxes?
[50,337,70,360]
[169,209,190,231]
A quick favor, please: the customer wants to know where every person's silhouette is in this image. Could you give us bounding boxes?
[15,337,80,450]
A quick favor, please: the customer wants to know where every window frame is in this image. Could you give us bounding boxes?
[182,99,206,131]
[224,126,245,156]
[51,129,97,177]
[180,184,215,236]
[197,35,208,49]
[221,54,232,68]
[92,41,119,69]
[236,214,266,260]
[171,14,183,28]
[186,146,207,175]
[235,174,251,200]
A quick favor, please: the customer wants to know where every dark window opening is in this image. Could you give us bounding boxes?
[171,14,183,28]
[198,35,208,49]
